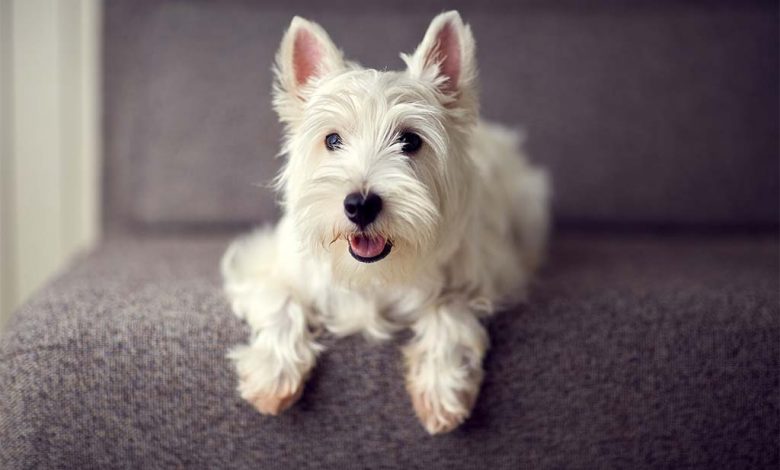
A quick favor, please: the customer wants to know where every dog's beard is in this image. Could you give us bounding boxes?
[292,204,438,288]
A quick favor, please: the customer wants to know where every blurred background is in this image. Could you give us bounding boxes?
[0,0,777,331]
[0,0,100,329]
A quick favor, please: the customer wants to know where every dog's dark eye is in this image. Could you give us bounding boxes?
[398,132,422,155]
[325,133,342,151]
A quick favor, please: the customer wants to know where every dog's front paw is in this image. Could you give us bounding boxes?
[408,381,479,434]
[229,344,313,415]
[405,346,485,434]
[404,306,488,434]
[240,379,304,416]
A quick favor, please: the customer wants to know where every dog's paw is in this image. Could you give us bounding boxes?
[239,377,304,415]
[404,306,488,434]
[408,383,478,434]
[229,344,312,415]
[405,348,484,434]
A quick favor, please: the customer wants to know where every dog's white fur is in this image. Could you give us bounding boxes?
[222,11,549,434]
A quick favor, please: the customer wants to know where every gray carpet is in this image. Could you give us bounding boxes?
[1,233,777,468]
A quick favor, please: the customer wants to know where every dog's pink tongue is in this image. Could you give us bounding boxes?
[349,234,386,258]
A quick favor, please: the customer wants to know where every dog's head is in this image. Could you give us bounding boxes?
[273,11,478,286]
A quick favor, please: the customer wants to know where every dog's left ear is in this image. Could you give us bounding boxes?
[404,11,476,99]
[273,17,345,123]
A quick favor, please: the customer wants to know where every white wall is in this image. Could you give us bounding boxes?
[0,0,101,330]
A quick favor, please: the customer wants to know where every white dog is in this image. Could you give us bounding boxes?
[222,11,549,434]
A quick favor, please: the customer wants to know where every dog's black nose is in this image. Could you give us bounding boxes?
[344,192,382,228]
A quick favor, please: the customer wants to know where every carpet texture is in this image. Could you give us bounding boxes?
[1,233,777,469]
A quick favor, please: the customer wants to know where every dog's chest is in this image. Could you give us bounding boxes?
[314,283,425,339]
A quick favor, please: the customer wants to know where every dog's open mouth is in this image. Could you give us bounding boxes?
[348,234,392,263]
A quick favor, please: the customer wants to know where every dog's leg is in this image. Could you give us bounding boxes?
[404,301,489,434]
[226,284,319,415]
[222,231,320,415]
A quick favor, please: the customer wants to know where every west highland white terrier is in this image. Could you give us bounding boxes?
[222,11,549,434]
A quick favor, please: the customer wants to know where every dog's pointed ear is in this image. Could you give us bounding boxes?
[273,17,344,122]
[404,11,476,97]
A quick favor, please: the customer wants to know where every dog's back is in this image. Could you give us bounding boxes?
[467,120,550,301]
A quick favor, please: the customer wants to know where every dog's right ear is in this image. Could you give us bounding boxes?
[273,17,344,123]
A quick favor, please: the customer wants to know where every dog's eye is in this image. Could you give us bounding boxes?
[398,132,422,155]
[325,133,342,151]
